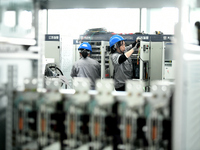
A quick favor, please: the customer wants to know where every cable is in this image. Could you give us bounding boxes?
[89,31,106,42]
[137,47,140,65]
[80,31,106,42]
[138,56,146,63]
[49,66,64,76]
[46,66,64,87]
[80,34,88,42]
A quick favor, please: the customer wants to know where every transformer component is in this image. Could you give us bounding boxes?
[10,78,173,150]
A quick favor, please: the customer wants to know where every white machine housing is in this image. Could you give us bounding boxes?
[139,41,175,90]
[45,34,61,67]
[45,34,74,89]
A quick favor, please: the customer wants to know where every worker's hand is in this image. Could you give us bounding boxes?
[136,37,141,49]
[136,42,140,48]
[133,42,140,50]
[132,37,141,47]
[136,37,142,43]
[132,41,137,48]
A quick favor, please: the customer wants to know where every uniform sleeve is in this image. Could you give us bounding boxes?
[70,65,77,77]
[111,53,121,65]
[97,62,101,78]
[125,44,133,52]
[118,54,127,64]
[112,53,127,64]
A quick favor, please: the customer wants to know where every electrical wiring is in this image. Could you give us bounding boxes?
[137,47,140,65]
[137,55,146,63]
[89,31,106,42]
[80,31,106,42]
[80,34,88,42]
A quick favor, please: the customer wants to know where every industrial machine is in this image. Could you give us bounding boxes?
[164,43,175,81]
[9,77,173,150]
[0,47,39,150]
[44,34,74,89]
[138,39,175,91]
[138,40,166,91]
[76,33,175,91]
[1,0,200,150]
[45,34,61,68]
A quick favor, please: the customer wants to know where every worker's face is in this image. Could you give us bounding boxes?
[119,41,125,52]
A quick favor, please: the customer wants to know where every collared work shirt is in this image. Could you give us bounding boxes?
[111,45,133,89]
[70,57,101,89]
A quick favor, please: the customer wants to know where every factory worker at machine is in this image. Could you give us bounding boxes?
[109,35,140,91]
[70,42,101,90]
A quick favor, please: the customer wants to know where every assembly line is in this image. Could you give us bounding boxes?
[0,0,200,150]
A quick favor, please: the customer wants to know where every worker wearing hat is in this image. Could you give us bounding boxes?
[70,42,101,90]
[109,35,140,91]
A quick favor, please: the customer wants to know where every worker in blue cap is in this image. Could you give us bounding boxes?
[109,35,140,91]
[70,42,101,90]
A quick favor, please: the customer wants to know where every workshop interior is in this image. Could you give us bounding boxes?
[0,0,200,150]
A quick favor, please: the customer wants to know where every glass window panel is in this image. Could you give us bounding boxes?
[141,7,178,34]
[48,8,140,39]
[19,10,32,29]
[4,11,16,27]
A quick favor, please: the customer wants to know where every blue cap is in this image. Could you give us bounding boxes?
[109,35,125,47]
[78,42,92,52]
